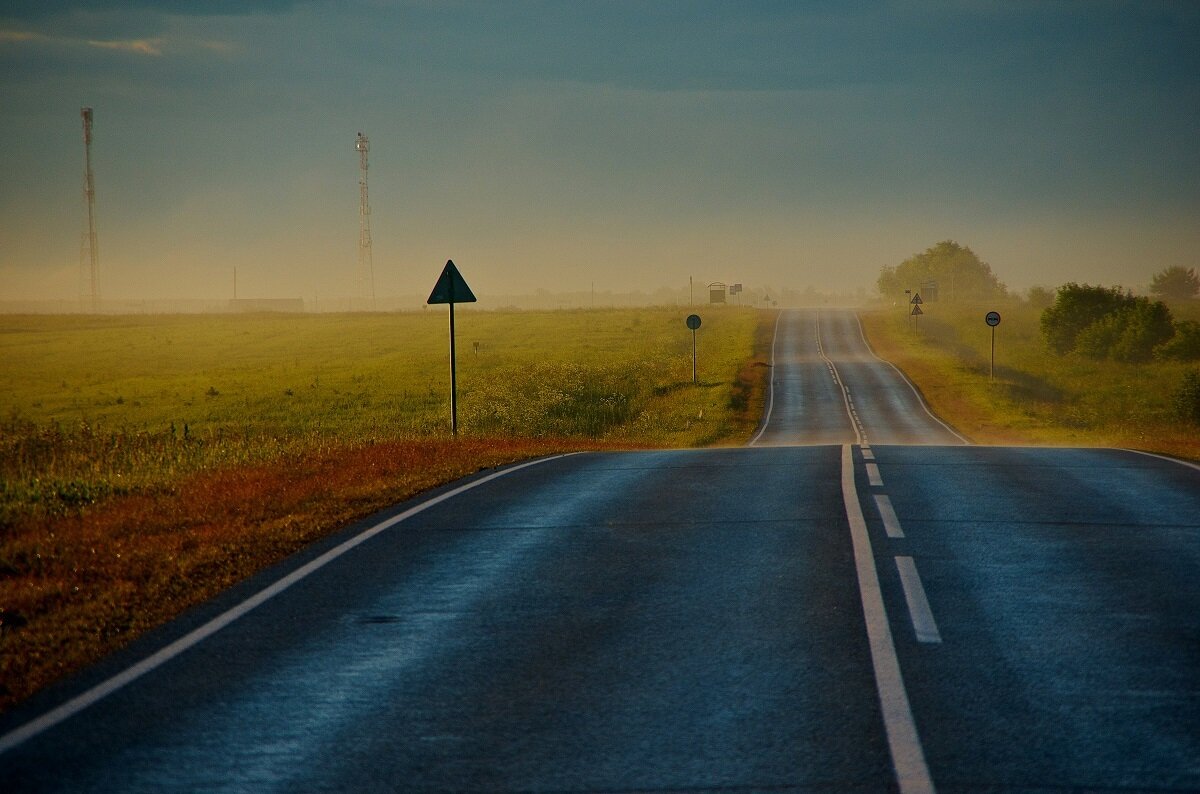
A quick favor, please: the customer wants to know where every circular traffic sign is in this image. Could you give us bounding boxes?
[985,311,1001,327]
[686,314,702,330]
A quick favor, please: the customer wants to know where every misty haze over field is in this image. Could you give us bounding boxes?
[1,1,1198,307]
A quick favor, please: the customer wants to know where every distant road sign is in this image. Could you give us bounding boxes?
[686,314,702,383]
[911,293,923,305]
[427,259,477,305]
[985,311,1001,381]
[911,305,924,316]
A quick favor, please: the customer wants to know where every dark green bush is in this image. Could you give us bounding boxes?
[1041,283,1132,355]
[1042,284,1174,361]
[1156,320,1200,361]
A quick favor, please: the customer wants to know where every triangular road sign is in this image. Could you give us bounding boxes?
[911,305,924,316]
[911,293,923,305]
[427,260,477,305]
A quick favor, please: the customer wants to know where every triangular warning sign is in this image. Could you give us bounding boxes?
[427,260,477,305]
[911,293,923,305]
[911,305,924,316]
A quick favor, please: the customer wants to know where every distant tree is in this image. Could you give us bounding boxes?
[1040,283,1131,355]
[876,240,1006,302]
[1026,286,1055,310]
[877,265,902,300]
[1149,267,1199,301]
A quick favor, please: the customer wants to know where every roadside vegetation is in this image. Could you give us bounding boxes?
[0,307,773,713]
[864,278,1200,461]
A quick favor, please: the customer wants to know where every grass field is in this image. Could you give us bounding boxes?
[860,301,1200,461]
[0,307,773,712]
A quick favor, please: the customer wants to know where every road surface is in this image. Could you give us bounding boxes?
[2,309,1197,792]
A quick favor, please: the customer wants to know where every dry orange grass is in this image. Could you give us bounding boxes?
[0,437,634,712]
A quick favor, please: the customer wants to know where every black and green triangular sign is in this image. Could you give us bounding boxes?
[427,259,477,305]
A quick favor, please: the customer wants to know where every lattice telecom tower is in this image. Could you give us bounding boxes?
[81,107,100,312]
[356,131,376,310]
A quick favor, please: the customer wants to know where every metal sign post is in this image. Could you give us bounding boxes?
[686,314,702,384]
[910,292,923,330]
[985,311,1001,383]
[427,259,477,435]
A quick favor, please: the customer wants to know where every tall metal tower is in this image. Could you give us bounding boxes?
[356,131,376,310]
[81,107,100,312]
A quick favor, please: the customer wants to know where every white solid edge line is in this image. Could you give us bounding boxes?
[841,444,935,794]
[1118,447,1200,473]
[748,309,785,446]
[852,312,970,445]
[895,556,942,645]
[819,313,864,446]
[873,494,904,539]
[0,453,571,756]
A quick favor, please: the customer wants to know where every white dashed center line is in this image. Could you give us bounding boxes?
[896,556,943,644]
[873,494,905,539]
[865,462,884,487]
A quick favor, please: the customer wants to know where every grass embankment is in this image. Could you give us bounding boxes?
[860,302,1200,461]
[0,307,775,713]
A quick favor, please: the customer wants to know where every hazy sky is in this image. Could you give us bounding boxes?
[2,1,1198,304]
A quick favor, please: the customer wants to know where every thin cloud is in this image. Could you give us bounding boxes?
[87,37,164,56]
[0,29,50,43]
[1,29,226,58]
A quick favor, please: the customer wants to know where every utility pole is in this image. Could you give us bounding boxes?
[81,107,100,313]
[356,132,376,311]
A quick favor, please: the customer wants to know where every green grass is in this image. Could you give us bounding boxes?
[0,308,762,520]
[861,301,1200,460]
[1,308,757,439]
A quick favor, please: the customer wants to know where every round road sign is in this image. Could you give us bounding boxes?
[985,311,1001,327]
[686,314,702,330]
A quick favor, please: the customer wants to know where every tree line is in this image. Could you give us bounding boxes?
[877,242,1198,362]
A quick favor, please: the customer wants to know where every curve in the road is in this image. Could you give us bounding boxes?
[751,309,966,447]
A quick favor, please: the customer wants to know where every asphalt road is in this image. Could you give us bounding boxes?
[2,309,1197,793]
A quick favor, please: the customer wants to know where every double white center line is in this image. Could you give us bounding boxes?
[841,444,935,794]
[818,313,941,646]
[819,315,941,792]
